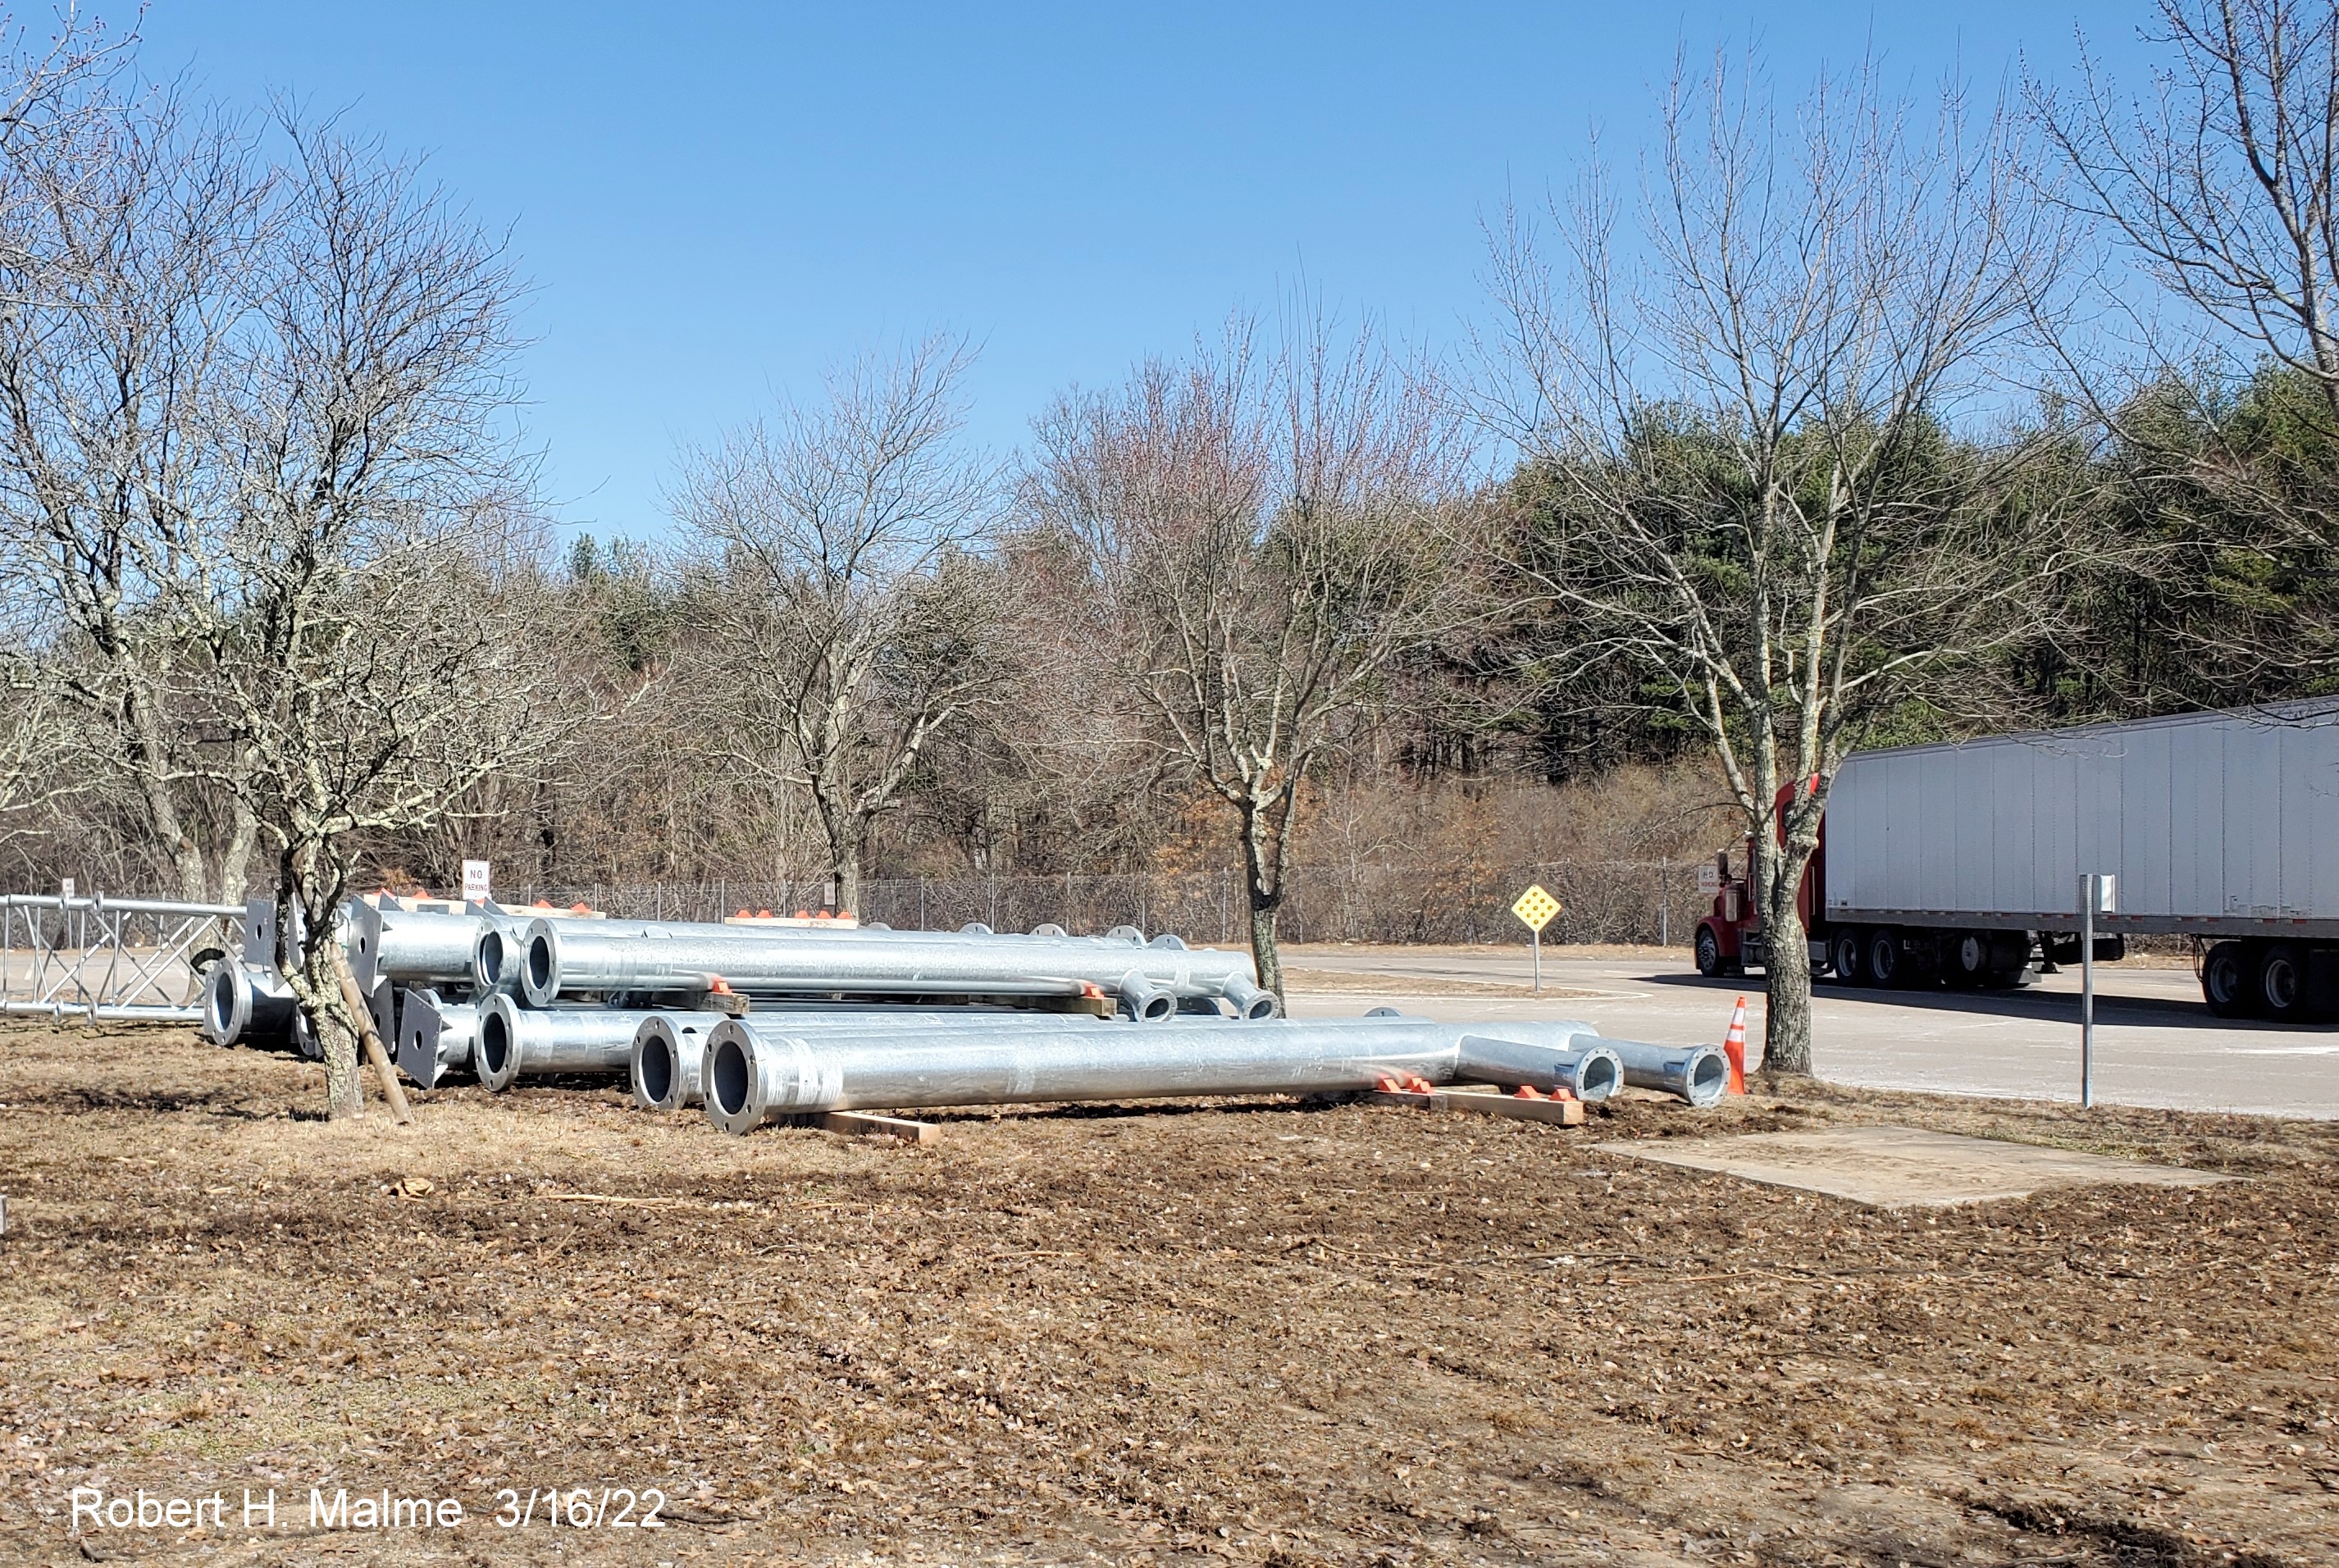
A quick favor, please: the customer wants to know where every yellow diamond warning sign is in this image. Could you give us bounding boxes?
[1511,884,1561,933]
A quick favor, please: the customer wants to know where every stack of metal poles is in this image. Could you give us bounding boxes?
[200,894,1729,1120]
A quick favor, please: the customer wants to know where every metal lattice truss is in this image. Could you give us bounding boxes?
[0,894,243,1023]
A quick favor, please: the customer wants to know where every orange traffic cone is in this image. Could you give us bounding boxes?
[1722,996,1749,1095]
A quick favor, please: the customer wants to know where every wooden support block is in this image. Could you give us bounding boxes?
[1449,1090,1586,1127]
[820,1110,941,1145]
[1365,1087,1584,1127]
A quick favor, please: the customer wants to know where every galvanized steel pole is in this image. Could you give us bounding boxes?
[2081,873,2097,1109]
[700,1013,1645,1134]
[521,918,1269,1014]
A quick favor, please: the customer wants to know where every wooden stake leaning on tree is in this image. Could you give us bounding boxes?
[332,947,414,1125]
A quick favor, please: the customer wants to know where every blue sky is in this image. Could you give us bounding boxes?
[126,2,2159,544]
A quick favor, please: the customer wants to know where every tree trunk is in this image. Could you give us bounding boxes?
[1246,878,1285,1005]
[809,769,866,918]
[1761,853,1817,1075]
[289,936,364,1119]
[835,849,861,920]
[276,853,363,1119]
[1238,788,1295,1006]
[837,802,871,918]
[312,994,364,1119]
[123,679,207,902]
[213,782,259,905]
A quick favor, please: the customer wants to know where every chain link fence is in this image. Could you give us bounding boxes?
[508,860,1710,947]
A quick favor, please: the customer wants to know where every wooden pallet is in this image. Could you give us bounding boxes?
[1365,1087,1584,1127]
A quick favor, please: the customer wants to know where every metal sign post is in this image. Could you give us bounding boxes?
[1511,885,1561,994]
[2080,872,2116,1108]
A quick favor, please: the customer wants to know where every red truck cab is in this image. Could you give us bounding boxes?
[1693,810,1822,979]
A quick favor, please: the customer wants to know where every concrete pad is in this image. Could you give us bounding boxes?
[1597,1124,2234,1208]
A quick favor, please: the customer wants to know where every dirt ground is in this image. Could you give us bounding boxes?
[0,1021,2332,1568]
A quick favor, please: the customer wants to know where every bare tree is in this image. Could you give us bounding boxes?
[937,524,1176,877]
[669,338,1004,917]
[0,5,134,161]
[1028,313,1475,1001]
[2038,1,2339,431]
[1479,57,2075,1073]
[2028,0,2339,702]
[180,120,561,1119]
[0,655,87,839]
[0,43,267,899]
[0,454,92,836]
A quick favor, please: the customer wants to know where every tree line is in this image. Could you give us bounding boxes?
[2,2,2336,1105]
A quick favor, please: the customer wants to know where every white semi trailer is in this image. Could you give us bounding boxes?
[1693,700,2339,1021]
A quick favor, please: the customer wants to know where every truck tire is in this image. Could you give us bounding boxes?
[2258,942,2310,1022]
[1973,931,2033,989]
[1866,928,1904,987]
[2202,941,2255,1018]
[1694,927,1725,978]
[1831,929,1866,986]
[1946,932,1991,988]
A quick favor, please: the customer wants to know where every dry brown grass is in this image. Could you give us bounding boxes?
[0,1021,2332,1566]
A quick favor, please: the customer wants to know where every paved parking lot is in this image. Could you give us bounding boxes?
[1282,942,2339,1119]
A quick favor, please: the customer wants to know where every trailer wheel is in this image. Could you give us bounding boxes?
[1970,931,2034,989]
[2258,943,2309,1022]
[1694,927,1725,978]
[1830,929,1866,986]
[1866,928,1904,987]
[1946,932,1991,988]
[2201,941,2255,1018]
